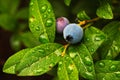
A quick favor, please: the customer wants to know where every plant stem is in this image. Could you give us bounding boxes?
[61,44,70,56]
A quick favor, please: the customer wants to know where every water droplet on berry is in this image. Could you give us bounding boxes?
[109,65,117,71]
[98,62,105,67]
[40,4,48,13]
[45,18,53,27]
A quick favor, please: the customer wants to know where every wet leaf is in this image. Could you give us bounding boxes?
[0,13,16,31]
[29,0,55,43]
[64,0,71,6]
[77,10,91,21]
[3,48,31,74]
[83,26,106,55]
[95,60,120,80]
[15,43,63,76]
[20,32,41,48]
[96,0,113,19]
[58,55,78,80]
[98,21,120,59]
[68,44,96,80]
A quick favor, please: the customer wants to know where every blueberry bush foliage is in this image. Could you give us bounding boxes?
[2,0,120,80]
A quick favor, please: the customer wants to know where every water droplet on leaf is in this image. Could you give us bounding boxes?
[35,26,40,31]
[39,33,49,43]
[84,56,92,66]
[94,36,101,41]
[68,65,74,71]
[87,67,93,72]
[69,52,77,58]
[115,72,120,78]
[48,8,52,13]
[43,14,47,18]
[34,69,43,74]
[40,4,48,13]
[45,18,53,27]
[38,49,44,53]
[98,62,105,67]
[109,65,117,71]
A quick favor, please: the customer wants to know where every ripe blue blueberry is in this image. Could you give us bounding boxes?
[56,17,69,34]
[63,23,83,44]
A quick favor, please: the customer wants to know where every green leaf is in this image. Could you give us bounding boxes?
[0,0,20,14]
[58,55,78,80]
[0,13,16,31]
[16,7,29,19]
[98,21,120,59]
[29,0,55,43]
[68,44,96,80]
[10,34,21,51]
[64,0,71,6]
[15,43,63,76]
[77,10,91,21]
[20,32,41,48]
[96,0,113,19]
[95,60,120,80]
[3,48,31,74]
[83,26,106,55]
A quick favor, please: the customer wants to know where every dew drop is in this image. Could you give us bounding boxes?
[109,65,117,71]
[98,62,105,67]
[68,65,74,71]
[40,4,48,13]
[59,61,62,65]
[48,8,52,13]
[38,49,44,53]
[94,36,101,41]
[85,72,93,78]
[55,50,61,56]
[43,14,47,18]
[69,52,77,58]
[39,33,49,43]
[90,48,94,52]
[87,38,90,41]
[84,56,92,66]
[115,72,120,78]
[34,69,43,74]
[87,67,93,72]
[45,18,53,27]
[35,26,40,31]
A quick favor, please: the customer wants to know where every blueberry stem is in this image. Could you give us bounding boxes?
[78,17,100,26]
[61,44,70,56]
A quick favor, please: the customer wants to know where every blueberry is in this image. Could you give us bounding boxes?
[63,23,83,44]
[56,17,69,34]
